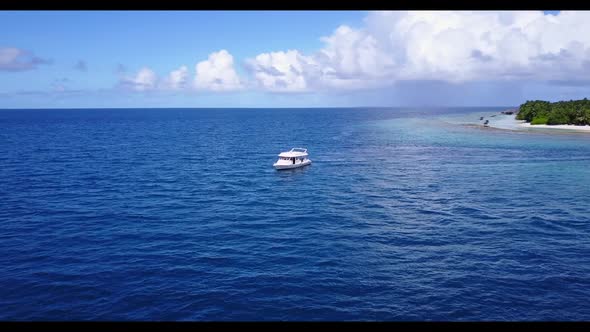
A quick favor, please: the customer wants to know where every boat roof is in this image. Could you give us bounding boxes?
[278,148,308,157]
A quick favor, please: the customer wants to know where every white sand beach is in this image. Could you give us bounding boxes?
[518,122,590,132]
[480,114,590,132]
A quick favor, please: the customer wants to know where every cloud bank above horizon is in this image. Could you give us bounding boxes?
[125,11,590,93]
[3,10,590,107]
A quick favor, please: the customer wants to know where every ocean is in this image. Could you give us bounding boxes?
[1,107,590,320]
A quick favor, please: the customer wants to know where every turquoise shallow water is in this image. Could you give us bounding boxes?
[1,107,589,321]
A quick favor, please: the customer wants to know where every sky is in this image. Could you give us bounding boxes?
[1,10,589,108]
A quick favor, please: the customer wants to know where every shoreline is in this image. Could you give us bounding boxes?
[518,121,590,132]
[479,113,590,132]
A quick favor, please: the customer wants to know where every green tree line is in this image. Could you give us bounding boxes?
[516,98,590,125]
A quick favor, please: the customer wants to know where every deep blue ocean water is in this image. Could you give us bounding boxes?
[1,107,590,321]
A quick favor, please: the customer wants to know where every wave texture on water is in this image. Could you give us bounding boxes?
[1,107,590,321]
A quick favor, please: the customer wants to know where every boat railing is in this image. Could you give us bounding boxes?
[290,148,307,153]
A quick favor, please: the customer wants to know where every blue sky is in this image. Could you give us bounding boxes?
[2,10,589,108]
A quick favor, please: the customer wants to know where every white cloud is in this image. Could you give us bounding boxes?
[246,50,312,92]
[315,25,395,88]
[247,11,590,92]
[0,47,51,71]
[194,50,242,91]
[163,65,188,90]
[120,67,157,91]
[112,11,590,95]
[117,51,241,93]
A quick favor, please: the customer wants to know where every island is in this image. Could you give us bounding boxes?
[516,99,590,125]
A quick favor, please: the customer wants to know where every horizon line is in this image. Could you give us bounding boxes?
[0,106,517,110]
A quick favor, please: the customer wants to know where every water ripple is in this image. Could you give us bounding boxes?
[1,108,590,320]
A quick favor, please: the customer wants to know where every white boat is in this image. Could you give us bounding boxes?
[273,148,312,170]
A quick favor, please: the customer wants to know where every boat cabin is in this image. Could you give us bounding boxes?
[273,148,312,169]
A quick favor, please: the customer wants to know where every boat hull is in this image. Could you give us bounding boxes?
[273,160,312,170]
